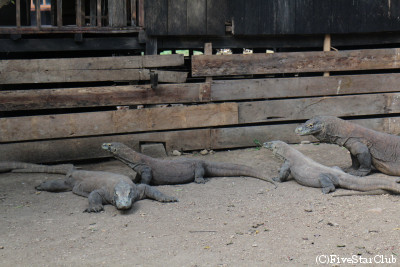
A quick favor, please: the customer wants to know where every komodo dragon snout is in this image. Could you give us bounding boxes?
[295,117,325,136]
[102,143,117,153]
[114,181,137,210]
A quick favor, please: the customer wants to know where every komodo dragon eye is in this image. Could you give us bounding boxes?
[307,123,314,128]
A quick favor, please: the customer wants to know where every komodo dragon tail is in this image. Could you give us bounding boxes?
[10,163,75,175]
[340,175,400,195]
[204,161,277,187]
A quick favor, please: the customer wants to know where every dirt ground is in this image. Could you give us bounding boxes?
[1,143,400,266]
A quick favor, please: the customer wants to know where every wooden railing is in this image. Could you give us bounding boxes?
[0,0,143,34]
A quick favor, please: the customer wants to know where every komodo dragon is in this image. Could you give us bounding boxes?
[263,140,400,194]
[101,142,276,187]
[14,165,178,212]
[295,116,400,176]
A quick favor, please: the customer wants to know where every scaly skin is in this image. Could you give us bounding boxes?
[263,140,400,194]
[15,166,178,212]
[295,116,400,176]
[101,142,276,187]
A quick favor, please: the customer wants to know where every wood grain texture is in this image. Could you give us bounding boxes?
[0,103,238,142]
[0,129,211,163]
[238,93,400,124]
[192,48,400,77]
[0,83,210,111]
[108,0,127,27]
[211,73,400,101]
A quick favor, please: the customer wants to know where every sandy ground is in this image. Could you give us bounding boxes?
[1,143,400,266]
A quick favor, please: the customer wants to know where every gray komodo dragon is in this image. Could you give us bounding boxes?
[263,140,400,194]
[101,142,276,187]
[295,116,400,177]
[14,165,178,212]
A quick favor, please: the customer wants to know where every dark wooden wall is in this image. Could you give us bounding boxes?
[145,0,400,36]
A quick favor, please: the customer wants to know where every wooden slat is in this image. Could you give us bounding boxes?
[0,54,186,84]
[57,0,62,26]
[1,68,187,84]
[138,0,144,27]
[143,0,167,35]
[16,0,21,27]
[97,0,102,26]
[168,0,187,35]
[0,83,211,111]
[210,117,400,150]
[0,103,238,142]
[90,0,96,26]
[76,0,82,27]
[130,0,137,25]
[0,129,211,163]
[0,26,141,34]
[108,0,127,27]
[187,0,206,35]
[35,0,41,28]
[211,73,400,101]
[192,48,400,77]
[238,93,400,124]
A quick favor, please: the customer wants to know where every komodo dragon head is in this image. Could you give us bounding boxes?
[114,181,138,210]
[295,116,326,136]
[263,140,290,160]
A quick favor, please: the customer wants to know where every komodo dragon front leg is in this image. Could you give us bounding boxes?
[345,141,372,176]
[136,184,178,202]
[273,161,291,182]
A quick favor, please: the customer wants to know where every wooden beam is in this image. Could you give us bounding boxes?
[138,0,144,27]
[0,103,238,142]
[130,0,137,26]
[108,0,127,27]
[97,0,102,26]
[192,48,400,77]
[16,0,21,27]
[56,0,62,27]
[35,0,41,28]
[76,0,82,27]
[238,93,400,124]
[0,129,211,163]
[90,0,96,26]
[0,26,142,34]
[0,83,211,111]
[210,73,400,101]
[0,54,186,84]
[323,34,331,77]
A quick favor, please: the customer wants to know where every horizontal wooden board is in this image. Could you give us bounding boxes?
[0,83,210,111]
[211,117,400,149]
[238,93,400,124]
[192,48,400,77]
[0,129,211,163]
[211,73,400,101]
[0,54,186,84]
[0,103,238,142]
[1,68,187,84]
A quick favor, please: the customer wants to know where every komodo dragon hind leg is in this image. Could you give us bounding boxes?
[319,173,338,194]
[346,142,371,176]
[137,184,178,202]
[194,162,206,184]
[273,161,291,182]
[35,179,71,192]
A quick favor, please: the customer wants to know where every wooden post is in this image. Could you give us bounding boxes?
[323,34,331,77]
[145,37,157,55]
[90,0,96,26]
[205,43,213,83]
[35,0,41,28]
[50,0,56,25]
[130,0,136,26]
[16,0,21,27]
[97,0,102,26]
[138,0,144,27]
[76,0,82,27]
[108,0,127,27]
[57,0,62,26]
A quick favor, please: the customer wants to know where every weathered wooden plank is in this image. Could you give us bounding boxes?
[187,0,206,35]
[0,68,187,84]
[76,0,82,27]
[108,0,127,27]
[138,0,144,27]
[16,0,21,27]
[0,103,238,142]
[206,0,227,35]
[56,0,62,26]
[211,73,400,101]
[0,26,141,34]
[0,83,210,111]
[35,0,41,28]
[130,0,137,25]
[192,48,400,77]
[1,54,183,72]
[238,93,400,124]
[90,0,96,26]
[168,0,187,35]
[0,129,211,163]
[97,0,101,26]
[143,0,167,35]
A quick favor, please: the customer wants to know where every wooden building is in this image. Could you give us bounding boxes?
[1,0,400,162]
